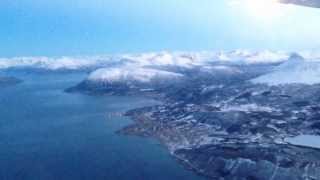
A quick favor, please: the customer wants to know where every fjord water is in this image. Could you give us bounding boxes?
[0,71,204,180]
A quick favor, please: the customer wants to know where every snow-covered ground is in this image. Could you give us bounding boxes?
[88,66,183,83]
[285,135,320,149]
[252,53,320,85]
[220,104,275,112]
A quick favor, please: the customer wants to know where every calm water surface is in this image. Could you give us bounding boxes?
[0,71,205,180]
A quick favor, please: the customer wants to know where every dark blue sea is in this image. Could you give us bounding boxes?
[0,71,204,180]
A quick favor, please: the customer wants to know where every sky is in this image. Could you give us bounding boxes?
[0,0,320,57]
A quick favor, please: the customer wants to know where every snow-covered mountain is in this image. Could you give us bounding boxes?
[252,53,320,85]
[88,66,183,83]
[0,50,291,71]
[212,50,289,64]
[4,50,320,88]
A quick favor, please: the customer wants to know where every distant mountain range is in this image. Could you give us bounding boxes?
[0,50,297,71]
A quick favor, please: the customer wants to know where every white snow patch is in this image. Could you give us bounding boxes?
[88,66,183,83]
[221,103,274,112]
[252,53,320,85]
[201,65,242,74]
[213,50,288,64]
[285,135,320,149]
[118,52,205,68]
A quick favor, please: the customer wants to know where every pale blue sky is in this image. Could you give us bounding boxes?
[0,0,320,57]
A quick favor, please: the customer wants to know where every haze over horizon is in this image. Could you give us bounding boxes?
[1,0,320,57]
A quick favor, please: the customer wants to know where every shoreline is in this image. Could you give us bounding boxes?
[118,111,211,179]
[118,105,320,180]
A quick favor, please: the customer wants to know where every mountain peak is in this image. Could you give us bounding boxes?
[288,53,304,61]
[252,53,320,86]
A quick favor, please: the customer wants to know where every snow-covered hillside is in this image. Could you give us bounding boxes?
[88,66,183,83]
[212,50,289,64]
[252,53,320,85]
